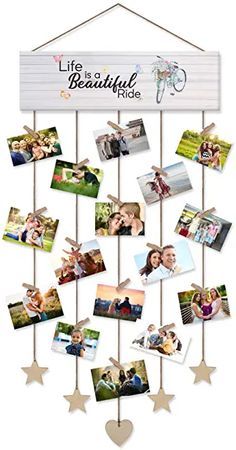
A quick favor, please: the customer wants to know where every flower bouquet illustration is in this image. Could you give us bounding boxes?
[152,56,187,104]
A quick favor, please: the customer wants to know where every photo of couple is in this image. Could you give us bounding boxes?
[53,239,106,286]
[91,360,149,402]
[175,203,232,252]
[95,202,145,236]
[3,207,59,252]
[131,323,189,363]
[93,118,150,162]
[134,241,194,285]
[51,160,103,198]
[137,162,192,205]
[176,129,232,172]
[178,284,230,325]
[7,286,63,329]
[7,127,62,167]
[94,284,144,322]
[52,322,100,361]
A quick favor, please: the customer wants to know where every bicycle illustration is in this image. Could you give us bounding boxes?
[152,56,187,104]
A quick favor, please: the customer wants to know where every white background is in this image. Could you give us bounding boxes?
[0,1,235,449]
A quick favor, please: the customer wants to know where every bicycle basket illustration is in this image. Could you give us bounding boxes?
[152,56,187,104]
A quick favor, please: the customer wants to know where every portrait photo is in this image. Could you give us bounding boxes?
[95,202,145,236]
[93,118,150,162]
[52,322,100,361]
[93,284,144,322]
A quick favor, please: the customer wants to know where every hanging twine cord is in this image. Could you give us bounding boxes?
[201,111,205,361]
[159,111,163,388]
[75,111,79,388]
[33,111,36,362]
[117,110,121,426]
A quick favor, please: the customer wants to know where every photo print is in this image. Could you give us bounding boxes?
[95,202,145,236]
[178,284,230,325]
[52,322,100,361]
[93,284,144,322]
[7,285,63,330]
[175,203,232,251]
[176,128,232,172]
[134,241,195,285]
[131,322,190,363]
[50,159,103,198]
[53,239,106,286]
[137,162,192,205]
[93,118,150,162]
[91,359,149,402]
[7,126,62,167]
[3,207,59,252]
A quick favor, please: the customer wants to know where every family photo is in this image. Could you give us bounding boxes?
[175,203,232,251]
[93,118,150,162]
[7,126,62,167]
[131,323,189,363]
[52,322,100,361]
[53,239,106,286]
[51,160,103,198]
[91,360,149,402]
[178,284,230,325]
[94,284,144,322]
[134,241,194,285]
[176,129,232,171]
[137,162,192,205]
[3,207,59,252]
[95,202,145,236]
[7,286,63,330]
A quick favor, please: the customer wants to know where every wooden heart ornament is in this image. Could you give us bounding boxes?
[105,420,133,446]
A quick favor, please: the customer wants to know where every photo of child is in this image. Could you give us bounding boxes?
[176,129,232,172]
[52,322,100,361]
[137,162,192,205]
[7,286,63,329]
[7,127,62,166]
[93,118,150,162]
[178,284,230,325]
[93,284,144,322]
[95,202,145,236]
[50,160,103,198]
[175,203,232,251]
[3,207,59,252]
[131,323,189,363]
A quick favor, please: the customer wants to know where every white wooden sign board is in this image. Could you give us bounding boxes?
[20,52,220,110]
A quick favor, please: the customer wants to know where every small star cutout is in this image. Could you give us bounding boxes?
[22,360,48,385]
[190,360,216,384]
[64,388,90,413]
[149,387,175,412]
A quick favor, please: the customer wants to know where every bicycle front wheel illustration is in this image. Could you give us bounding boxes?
[156,79,166,104]
[173,69,186,92]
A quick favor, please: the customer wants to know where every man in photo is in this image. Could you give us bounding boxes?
[116,131,129,155]
[148,245,181,281]
[118,203,145,236]
[22,289,41,323]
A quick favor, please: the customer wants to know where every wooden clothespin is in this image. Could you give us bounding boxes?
[65,237,82,249]
[200,122,215,136]
[116,278,130,292]
[74,317,90,329]
[32,207,47,218]
[191,283,207,294]
[23,125,40,140]
[107,194,123,207]
[158,323,175,333]
[74,158,89,170]
[107,121,124,132]
[22,283,39,292]
[151,165,168,177]
[109,357,124,370]
[199,207,216,218]
[146,242,163,253]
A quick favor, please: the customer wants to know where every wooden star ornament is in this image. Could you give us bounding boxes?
[149,387,175,412]
[190,359,216,384]
[64,388,90,413]
[21,360,48,384]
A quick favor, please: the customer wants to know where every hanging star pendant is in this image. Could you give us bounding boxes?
[64,388,90,413]
[190,359,216,384]
[149,387,175,412]
[21,360,48,385]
